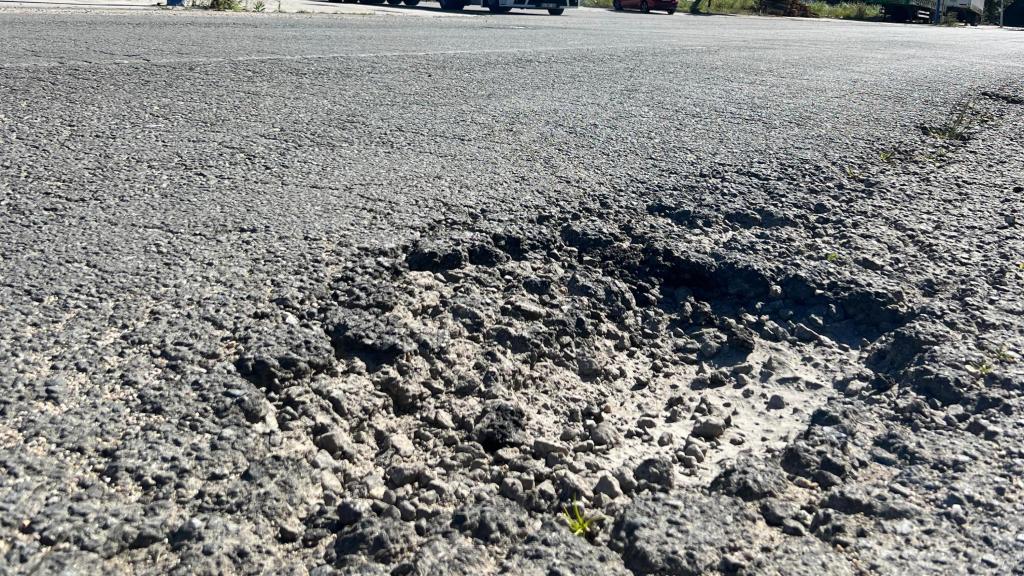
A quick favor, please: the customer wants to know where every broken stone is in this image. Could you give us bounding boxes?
[692,417,727,440]
[634,457,675,491]
[533,438,568,457]
[594,472,624,500]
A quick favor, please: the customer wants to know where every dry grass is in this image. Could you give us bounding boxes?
[807,1,880,19]
[585,0,879,19]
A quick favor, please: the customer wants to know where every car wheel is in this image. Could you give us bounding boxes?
[547,7,564,13]
[403,0,419,4]
[613,0,622,9]
[640,0,649,12]
[439,0,464,9]
[386,0,402,4]
[666,7,674,13]
[488,0,511,12]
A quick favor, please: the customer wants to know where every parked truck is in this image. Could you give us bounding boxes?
[945,0,985,23]
[355,0,578,14]
[864,0,984,24]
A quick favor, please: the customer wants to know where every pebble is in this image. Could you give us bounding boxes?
[577,357,603,378]
[683,443,705,462]
[594,472,624,499]
[512,300,546,320]
[535,480,557,503]
[893,520,914,536]
[637,416,657,429]
[277,516,303,543]
[781,519,806,536]
[433,410,455,429]
[734,373,752,388]
[390,433,416,457]
[533,438,568,457]
[315,430,354,458]
[500,477,523,501]
[945,504,968,525]
[614,467,638,494]
[590,423,621,447]
[760,499,798,526]
[692,417,727,440]
[398,500,417,521]
[573,440,595,453]
[634,457,675,491]
[320,470,344,495]
[657,431,674,447]
[387,465,421,488]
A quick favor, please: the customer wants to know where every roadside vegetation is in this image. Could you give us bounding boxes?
[582,0,881,21]
[191,0,244,9]
[807,1,880,19]
[190,0,283,10]
[210,0,243,9]
[693,0,757,14]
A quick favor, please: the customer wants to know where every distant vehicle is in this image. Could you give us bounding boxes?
[945,0,985,23]
[612,0,677,13]
[353,0,578,14]
[864,0,984,24]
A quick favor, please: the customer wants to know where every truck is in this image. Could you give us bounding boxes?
[355,0,579,15]
[945,0,985,23]
[864,0,984,24]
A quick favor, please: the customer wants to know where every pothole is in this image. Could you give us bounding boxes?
[231,207,918,568]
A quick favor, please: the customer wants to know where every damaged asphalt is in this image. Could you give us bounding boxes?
[1,7,1023,575]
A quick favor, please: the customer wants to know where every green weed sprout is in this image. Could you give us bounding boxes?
[972,359,994,377]
[995,346,1016,364]
[562,500,597,537]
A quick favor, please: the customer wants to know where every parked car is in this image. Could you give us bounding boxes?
[612,0,677,13]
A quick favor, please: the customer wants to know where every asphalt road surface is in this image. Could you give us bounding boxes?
[2,7,1023,575]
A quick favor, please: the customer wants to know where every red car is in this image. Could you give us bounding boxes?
[613,0,676,13]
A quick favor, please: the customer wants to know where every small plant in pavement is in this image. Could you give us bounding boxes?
[923,99,979,141]
[562,500,597,538]
[254,0,266,9]
[825,252,841,264]
[995,346,1017,364]
[971,358,994,377]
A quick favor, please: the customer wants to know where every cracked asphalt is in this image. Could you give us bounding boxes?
[2,6,1023,575]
